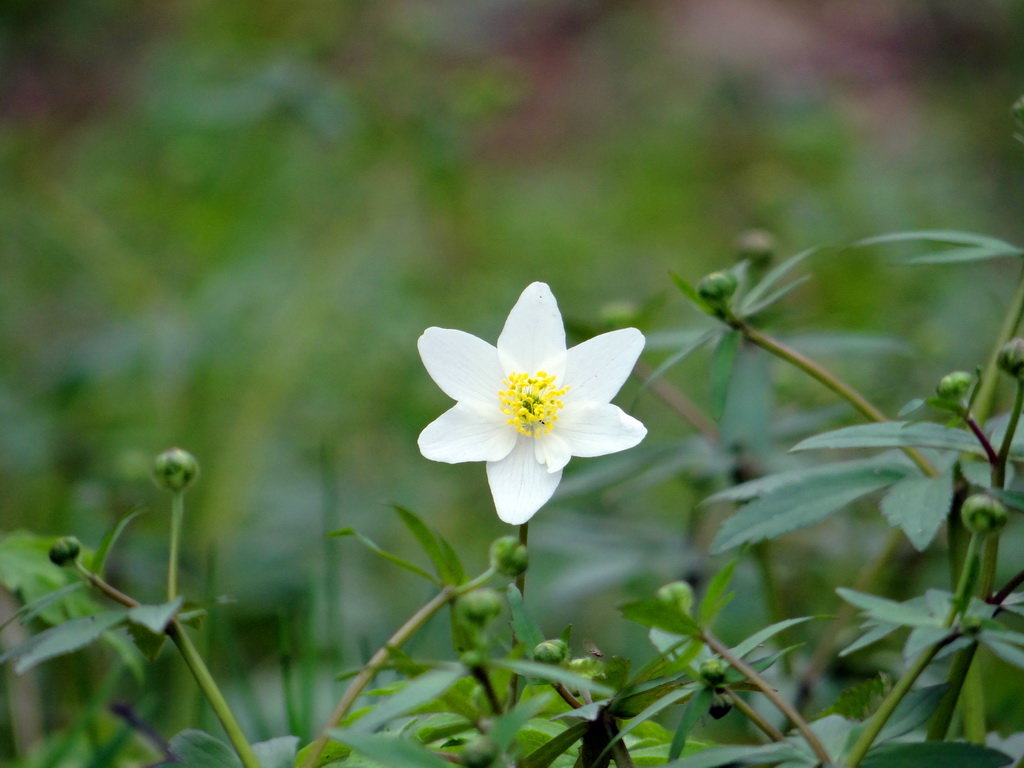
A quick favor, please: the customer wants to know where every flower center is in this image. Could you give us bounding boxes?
[499,371,569,436]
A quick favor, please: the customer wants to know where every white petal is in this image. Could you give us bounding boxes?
[533,431,572,473]
[497,282,567,377]
[486,437,562,525]
[418,403,517,464]
[557,403,647,458]
[564,328,645,405]
[419,328,504,404]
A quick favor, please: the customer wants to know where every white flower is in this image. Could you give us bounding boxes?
[418,282,647,525]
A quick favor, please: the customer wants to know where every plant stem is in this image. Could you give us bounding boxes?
[726,691,786,742]
[701,630,831,765]
[168,491,185,602]
[965,416,999,466]
[752,542,792,677]
[991,567,1024,607]
[299,587,457,768]
[972,266,1024,425]
[168,621,262,768]
[515,522,529,597]
[73,563,259,768]
[734,319,937,478]
[927,643,977,741]
[993,381,1024,488]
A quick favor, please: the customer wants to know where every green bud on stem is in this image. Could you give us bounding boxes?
[699,657,728,687]
[709,691,733,719]
[997,338,1024,380]
[455,589,503,626]
[533,639,569,665]
[49,536,81,567]
[567,656,604,679]
[489,536,528,577]
[734,229,776,267]
[153,448,199,493]
[935,371,973,401]
[961,494,1008,536]
[697,272,738,309]
[656,580,694,617]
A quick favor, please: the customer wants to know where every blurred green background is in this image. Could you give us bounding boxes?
[3,0,1024,760]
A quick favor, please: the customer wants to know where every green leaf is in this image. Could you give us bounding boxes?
[635,329,719,403]
[738,247,815,314]
[488,694,552,751]
[253,736,300,768]
[155,730,242,768]
[392,505,465,585]
[791,421,983,455]
[619,599,701,638]
[712,470,901,552]
[327,528,439,585]
[836,589,939,628]
[670,272,714,315]
[669,686,712,760]
[854,229,1019,250]
[507,585,544,651]
[127,596,184,634]
[698,557,739,624]
[352,666,464,733]
[859,742,1012,768]
[1,609,128,674]
[816,674,890,720]
[729,616,816,660]
[840,624,897,657]
[492,659,614,698]
[662,742,804,768]
[719,344,772,455]
[329,732,452,768]
[89,508,146,576]
[879,474,953,551]
[984,639,1024,670]
[709,330,740,420]
[901,245,1024,264]
[876,684,947,742]
[0,582,85,633]
[520,721,589,768]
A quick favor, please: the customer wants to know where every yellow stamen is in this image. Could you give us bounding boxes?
[499,371,569,436]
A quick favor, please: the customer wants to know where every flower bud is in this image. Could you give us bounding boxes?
[656,580,694,617]
[568,656,604,679]
[697,272,738,308]
[961,494,1008,535]
[489,536,528,577]
[153,448,199,492]
[459,649,488,669]
[455,589,503,626]
[460,735,499,768]
[49,536,81,567]
[997,338,1024,380]
[935,371,973,401]
[533,639,569,665]
[960,615,984,637]
[734,229,775,267]
[709,691,733,719]
[699,657,728,687]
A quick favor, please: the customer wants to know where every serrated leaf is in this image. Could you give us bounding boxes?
[327,528,439,585]
[619,599,700,637]
[879,474,953,551]
[816,674,890,720]
[391,506,465,585]
[329,732,452,768]
[1,609,128,674]
[520,720,588,768]
[253,736,300,768]
[859,741,1012,768]
[507,585,544,651]
[730,616,816,659]
[712,470,901,552]
[662,742,804,768]
[836,589,939,628]
[154,730,242,768]
[709,330,740,420]
[351,666,464,733]
[791,421,983,455]
[491,659,614,698]
[128,596,184,634]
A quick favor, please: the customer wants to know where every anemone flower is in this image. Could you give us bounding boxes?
[418,282,647,524]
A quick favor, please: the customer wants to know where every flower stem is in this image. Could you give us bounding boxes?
[972,265,1024,425]
[299,587,457,768]
[726,691,786,742]
[993,381,1024,489]
[965,416,999,466]
[515,522,529,597]
[701,630,830,765]
[73,563,259,768]
[734,319,937,478]
[168,491,185,602]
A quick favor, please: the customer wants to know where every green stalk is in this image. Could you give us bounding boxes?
[972,266,1024,425]
[299,587,458,768]
[167,491,185,601]
[726,691,786,742]
[508,522,530,707]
